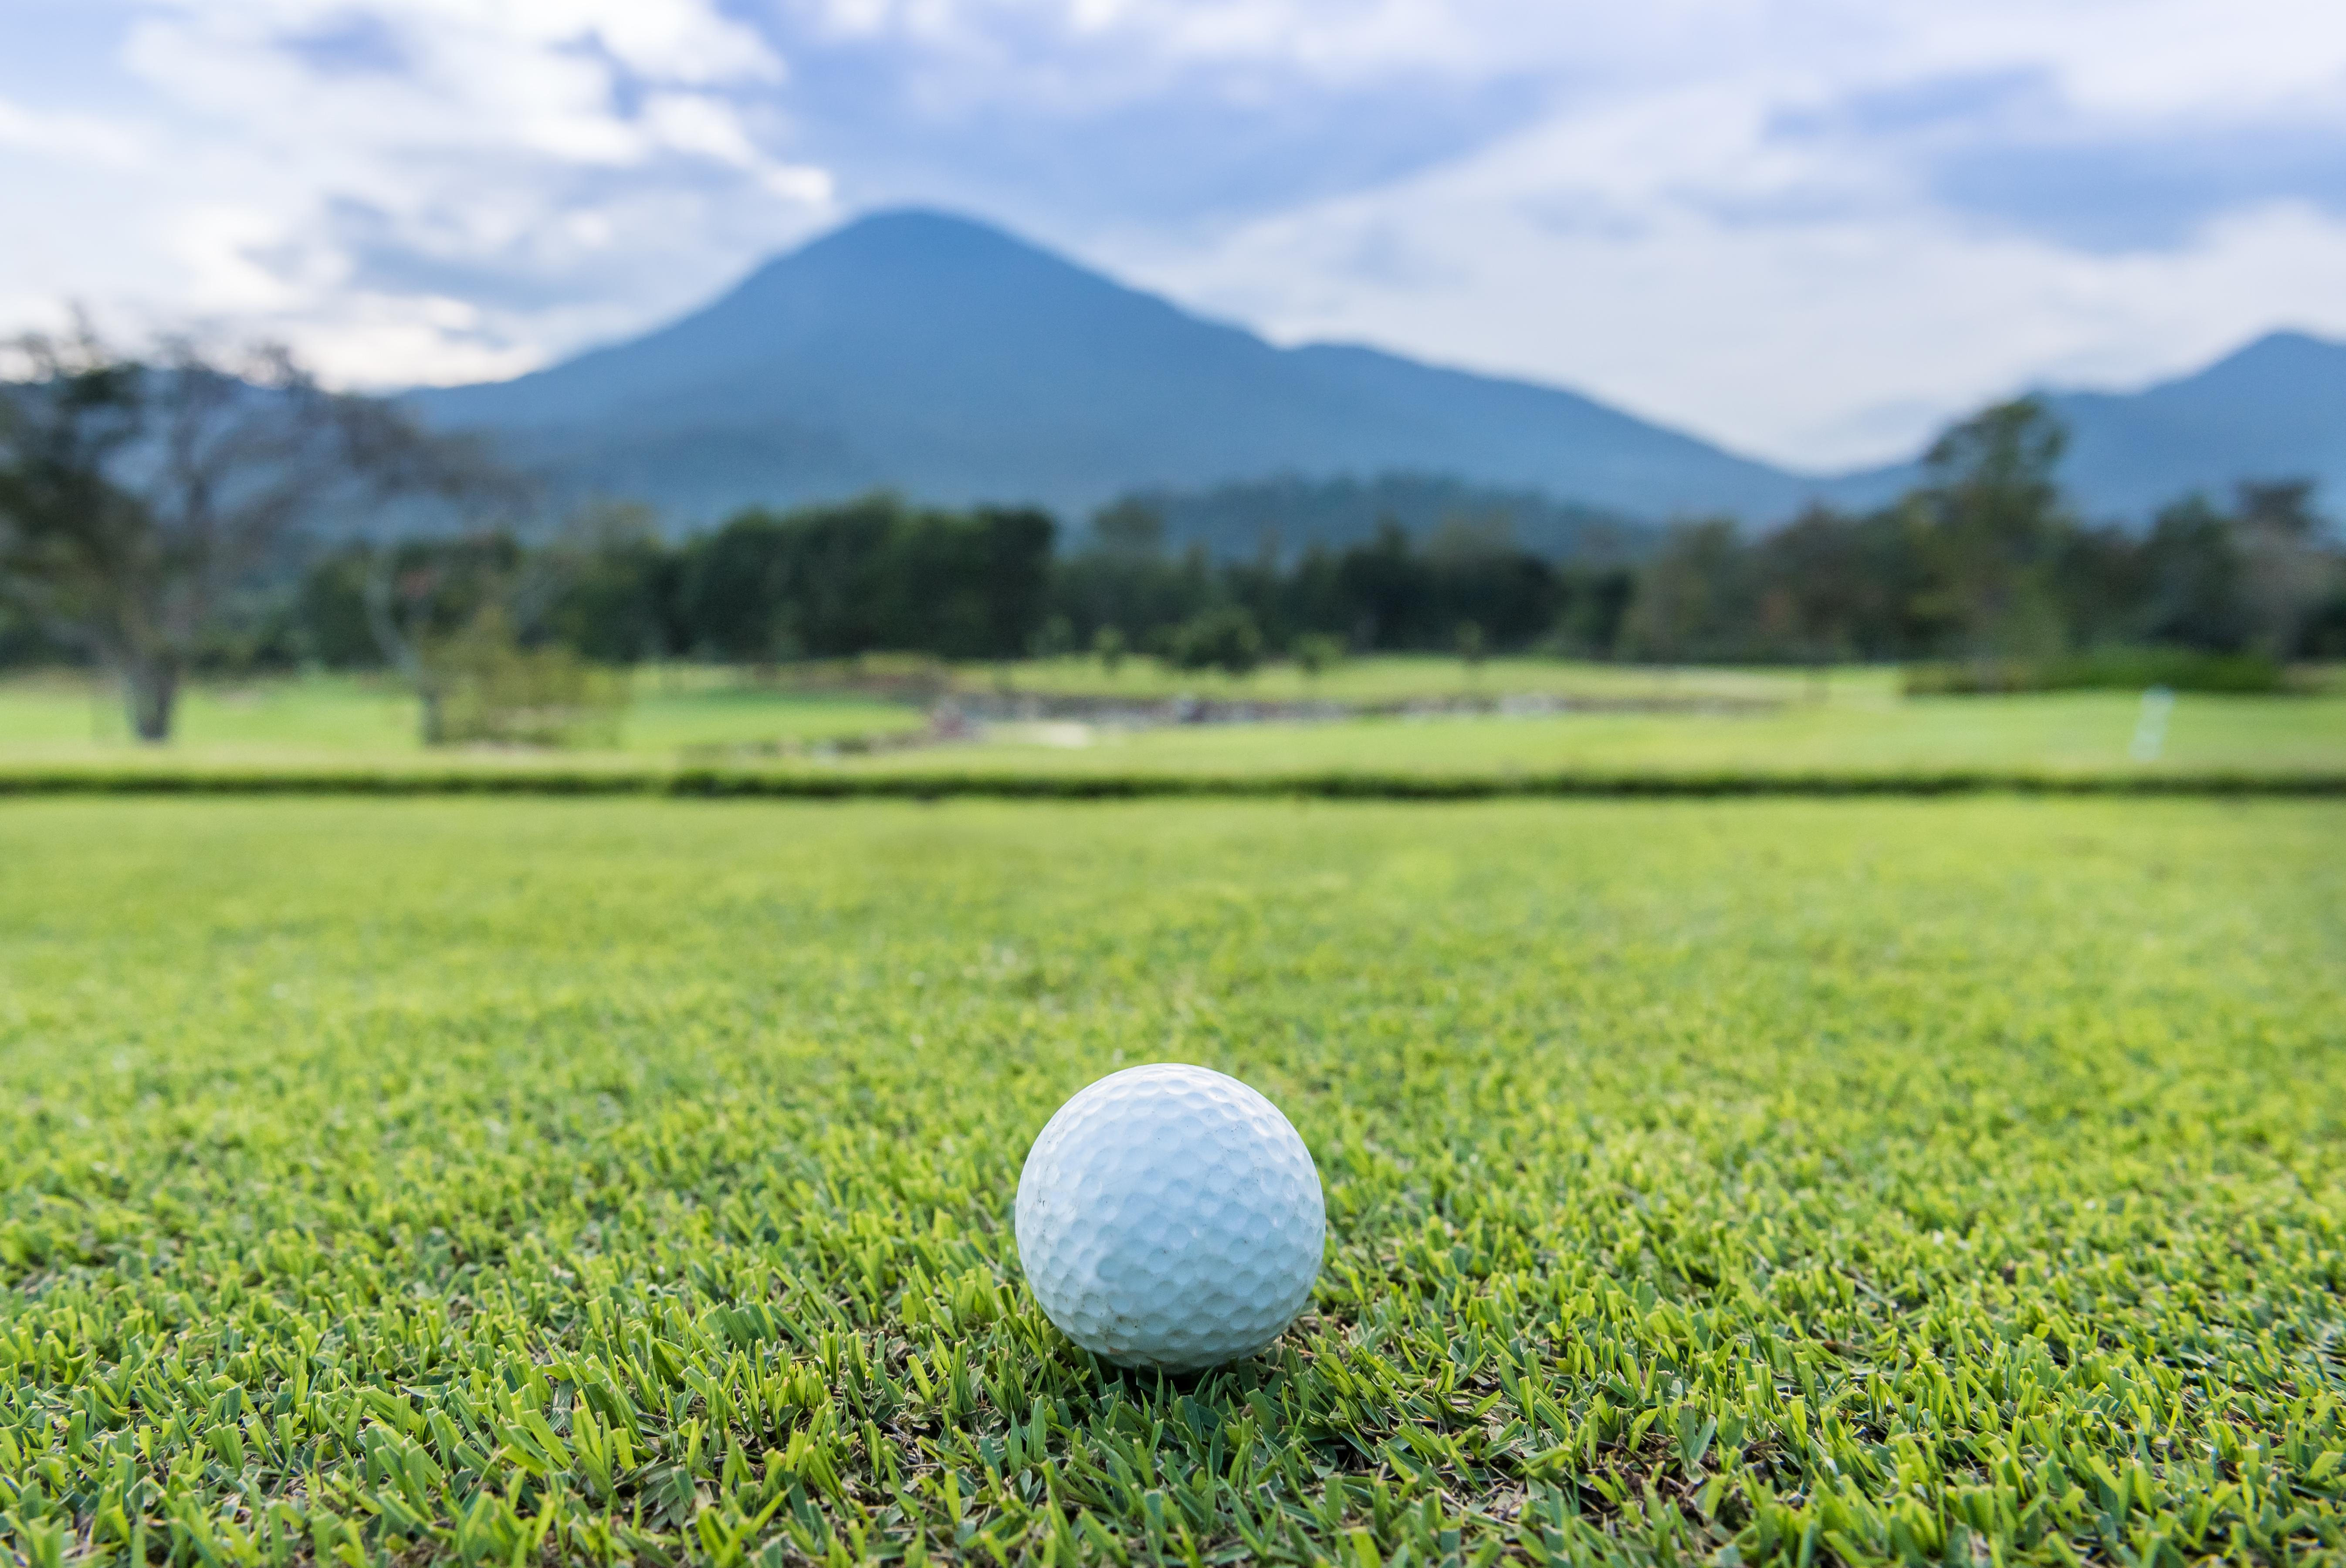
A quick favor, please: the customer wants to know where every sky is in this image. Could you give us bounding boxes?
[5,0,2346,471]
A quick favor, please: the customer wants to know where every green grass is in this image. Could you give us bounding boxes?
[3,797,2343,1565]
[0,673,422,752]
[843,690,2346,780]
[951,655,2339,707]
[7,667,2344,791]
[619,672,927,754]
[945,654,1811,705]
[0,671,928,762]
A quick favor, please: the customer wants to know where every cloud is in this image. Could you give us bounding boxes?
[273,12,411,76]
[1929,125,2346,254]
[1769,64,2346,253]
[1076,0,2346,463]
[1108,6,2346,466]
[0,95,146,166]
[6,0,2346,461]
[0,0,833,386]
[755,0,1556,235]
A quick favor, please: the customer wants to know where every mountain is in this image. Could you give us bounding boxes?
[412,209,2346,534]
[1825,332,2346,523]
[411,210,1814,527]
[2045,332,2346,521]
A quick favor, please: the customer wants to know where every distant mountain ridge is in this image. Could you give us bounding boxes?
[1832,330,2346,523]
[412,209,2346,538]
[2045,331,2346,521]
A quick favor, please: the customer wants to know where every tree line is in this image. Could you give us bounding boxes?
[284,399,2344,677]
[6,331,2344,742]
[258,500,1640,677]
[1618,404,2344,670]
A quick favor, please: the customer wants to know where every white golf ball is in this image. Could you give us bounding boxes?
[1015,1063,1325,1372]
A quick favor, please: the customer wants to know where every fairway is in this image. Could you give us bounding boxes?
[0,672,929,760]
[7,665,2344,790]
[3,798,2343,1565]
[835,690,2346,782]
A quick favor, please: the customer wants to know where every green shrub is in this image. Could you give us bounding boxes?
[1090,624,1127,673]
[1290,632,1346,677]
[424,607,627,747]
[1166,606,1263,675]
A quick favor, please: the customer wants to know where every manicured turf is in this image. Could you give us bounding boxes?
[0,672,927,759]
[7,666,2345,792]
[942,655,1803,706]
[837,689,2346,781]
[3,798,2343,1566]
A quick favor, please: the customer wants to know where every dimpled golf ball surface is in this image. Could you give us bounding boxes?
[1016,1064,1324,1372]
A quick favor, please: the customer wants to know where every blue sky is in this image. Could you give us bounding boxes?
[5,0,2345,468]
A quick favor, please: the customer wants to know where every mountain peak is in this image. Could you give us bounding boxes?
[2236,327,2342,356]
[2144,326,2346,404]
[731,207,1109,299]
[413,209,1808,522]
[2196,328,2346,382]
[412,211,2346,530]
[802,207,1043,255]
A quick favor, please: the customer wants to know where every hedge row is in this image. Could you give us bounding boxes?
[3,766,2343,799]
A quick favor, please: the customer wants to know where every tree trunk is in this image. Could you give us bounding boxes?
[123,653,181,743]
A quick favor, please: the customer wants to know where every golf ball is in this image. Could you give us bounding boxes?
[1015,1063,1324,1372]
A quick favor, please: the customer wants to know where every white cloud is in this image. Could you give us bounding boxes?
[1060,0,2346,464]
[1,0,832,386]
[6,0,2346,462]
[1128,123,2346,467]
[0,97,147,166]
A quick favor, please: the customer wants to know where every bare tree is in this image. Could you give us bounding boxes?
[0,325,494,740]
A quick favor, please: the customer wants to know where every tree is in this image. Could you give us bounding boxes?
[1916,397,2072,661]
[1421,518,1559,651]
[1547,567,1636,659]
[678,509,797,661]
[539,501,681,665]
[1753,506,1885,668]
[929,505,1056,659]
[1619,518,1752,661]
[0,326,488,740]
[1054,499,1211,650]
[2232,481,2337,657]
[674,496,1055,663]
[1334,520,1427,649]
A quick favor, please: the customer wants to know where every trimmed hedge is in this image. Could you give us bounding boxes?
[2,765,2343,799]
